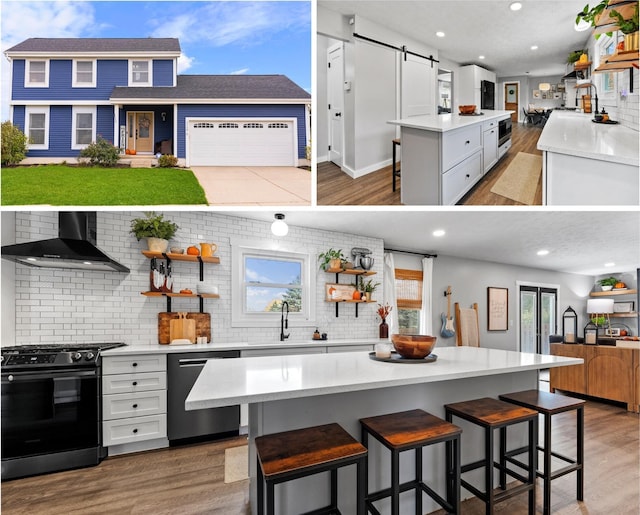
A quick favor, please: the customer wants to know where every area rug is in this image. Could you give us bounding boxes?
[490,152,542,205]
[224,445,249,483]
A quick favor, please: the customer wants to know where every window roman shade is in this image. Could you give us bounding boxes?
[395,269,423,309]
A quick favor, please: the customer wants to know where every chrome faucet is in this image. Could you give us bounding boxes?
[280,301,290,341]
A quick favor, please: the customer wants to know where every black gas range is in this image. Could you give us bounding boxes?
[1,342,126,481]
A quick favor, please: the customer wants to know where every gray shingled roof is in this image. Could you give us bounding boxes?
[5,38,181,53]
[111,75,310,100]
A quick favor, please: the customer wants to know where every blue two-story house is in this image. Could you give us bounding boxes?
[5,38,311,167]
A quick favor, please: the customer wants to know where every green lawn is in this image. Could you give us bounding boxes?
[1,165,208,205]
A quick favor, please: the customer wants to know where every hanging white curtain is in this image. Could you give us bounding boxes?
[383,252,399,335]
[419,257,433,335]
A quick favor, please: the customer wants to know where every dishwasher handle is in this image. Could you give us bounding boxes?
[178,358,208,367]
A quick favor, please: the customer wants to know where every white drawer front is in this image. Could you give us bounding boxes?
[442,125,481,172]
[102,371,166,395]
[103,354,166,375]
[103,414,167,446]
[482,119,498,132]
[103,390,167,420]
[442,151,483,205]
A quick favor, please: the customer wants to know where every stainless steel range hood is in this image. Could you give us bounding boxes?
[1,212,130,273]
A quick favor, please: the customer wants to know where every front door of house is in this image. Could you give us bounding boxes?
[127,112,154,153]
[505,83,519,123]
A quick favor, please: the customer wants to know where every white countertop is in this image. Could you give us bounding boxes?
[537,111,639,166]
[387,110,513,132]
[100,338,380,356]
[185,346,582,410]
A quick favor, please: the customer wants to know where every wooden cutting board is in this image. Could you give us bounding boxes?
[158,312,211,344]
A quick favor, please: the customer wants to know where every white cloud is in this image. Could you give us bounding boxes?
[1,1,98,120]
[177,52,194,73]
[230,67,249,75]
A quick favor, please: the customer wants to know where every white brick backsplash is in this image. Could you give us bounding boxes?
[11,212,384,347]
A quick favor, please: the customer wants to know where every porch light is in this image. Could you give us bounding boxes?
[271,214,288,237]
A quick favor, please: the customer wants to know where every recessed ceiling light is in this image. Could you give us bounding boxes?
[537,249,549,256]
[436,31,445,38]
[479,55,485,60]
[531,45,538,50]
[432,229,446,237]
[510,2,523,11]
[604,262,616,267]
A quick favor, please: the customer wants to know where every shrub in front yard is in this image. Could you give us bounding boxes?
[1,121,28,166]
[157,155,178,168]
[78,136,120,167]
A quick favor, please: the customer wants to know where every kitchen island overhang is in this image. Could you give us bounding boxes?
[186,347,582,515]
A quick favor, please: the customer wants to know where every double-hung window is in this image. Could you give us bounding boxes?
[73,60,96,87]
[71,106,96,149]
[25,106,49,149]
[231,240,315,327]
[129,60,152,86]
[25,60,49,87]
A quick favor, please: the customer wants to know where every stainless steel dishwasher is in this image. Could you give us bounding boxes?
[167,351,240,442]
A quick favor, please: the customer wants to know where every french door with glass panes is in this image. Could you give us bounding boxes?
[520,285,557,354]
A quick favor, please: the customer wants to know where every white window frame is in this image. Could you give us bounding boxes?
[231,238,316,328]
[25,106,49,149]
[72,59,96,88]
[595,33,618,101]
[25,59,49,88]
[71,106,96,150]
[128,59,153,87]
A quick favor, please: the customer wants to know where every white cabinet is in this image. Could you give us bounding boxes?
[442,151,483,205]
[102,354,168,452]
[442,124,482,171]
[458,65,496,106]
[482,122,499,173]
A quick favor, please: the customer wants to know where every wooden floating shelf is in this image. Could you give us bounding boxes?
[594,50,639,72]
[325,268,376,276]
[594,2,638,33]
[590,289,637,296]
[141,292,220,299]
[610,312,638,318]
[574,61,592,70]
[142,250,220,264]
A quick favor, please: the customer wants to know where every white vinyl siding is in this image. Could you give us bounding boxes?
[71,106,96,150]
[25,106,49,149]
[186,118,297,166]
[73,60,96,87]
[25,60,49,87]
[129,59,152,86]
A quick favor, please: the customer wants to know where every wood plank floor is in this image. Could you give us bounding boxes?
[2,392,638,514]
[317,122,544,206]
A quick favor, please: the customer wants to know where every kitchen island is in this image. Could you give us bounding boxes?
[537,111,639,205]
[387,110,513,205]
[187,346,581,514]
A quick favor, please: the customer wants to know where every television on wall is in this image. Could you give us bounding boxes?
[481,80,495,110]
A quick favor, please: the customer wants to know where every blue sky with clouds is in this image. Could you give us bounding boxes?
[0,0,311,120]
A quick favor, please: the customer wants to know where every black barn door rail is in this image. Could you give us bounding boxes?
[353,32,439,67]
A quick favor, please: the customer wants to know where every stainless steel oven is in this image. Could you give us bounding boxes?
[498,118,512,147]
[1,343,124,480]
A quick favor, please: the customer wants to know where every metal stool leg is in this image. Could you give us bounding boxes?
[485,427,494,515]
[543,413,552,515]
[529,418,537,515]
[257,456,264,515]
[392,141,398,192]
[415,446,422,515]
[577,406,584,501]
[391,449,400,515]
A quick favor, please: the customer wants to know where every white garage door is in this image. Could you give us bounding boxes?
[188,119,297,166]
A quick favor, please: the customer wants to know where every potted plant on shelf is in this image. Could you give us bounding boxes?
[318,248,345,271]
[362,279,380,302]
[598,276,619,291]
[130,212,179,253]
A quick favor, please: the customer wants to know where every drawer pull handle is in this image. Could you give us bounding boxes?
[133,428,138,434]
[465,140,470,144]
[132,363,138,367]
[466,174,470,178]
[132,404,138,409]
[132,381,137,386]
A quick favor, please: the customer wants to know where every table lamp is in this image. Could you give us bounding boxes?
[585,298,614,343]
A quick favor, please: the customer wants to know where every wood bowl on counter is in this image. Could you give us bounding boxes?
[459,105,476,114]
[391,334,437,359]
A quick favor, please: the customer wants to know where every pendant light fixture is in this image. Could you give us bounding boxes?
[271,213,288,236]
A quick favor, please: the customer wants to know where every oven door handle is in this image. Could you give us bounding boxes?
[2,369,98,382]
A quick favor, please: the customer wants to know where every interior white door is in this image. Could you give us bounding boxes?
[327,42,344,166]
[401,53,435,117]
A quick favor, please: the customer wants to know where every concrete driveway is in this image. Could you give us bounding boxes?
[190,166,311,206]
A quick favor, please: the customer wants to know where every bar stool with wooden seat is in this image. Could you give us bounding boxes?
[392,138,401,191]
[255,422,367,515]
[498,389,585,515]
[359,409,462,515]
[444,397,538,514]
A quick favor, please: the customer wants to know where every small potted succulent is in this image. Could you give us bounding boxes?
[362,279,380,302]
[597,276,619,292]
[130,212,179,253]
[318,248,345,271]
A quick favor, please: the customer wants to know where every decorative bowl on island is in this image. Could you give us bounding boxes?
[459,105,476,114]
[391,334,437,359]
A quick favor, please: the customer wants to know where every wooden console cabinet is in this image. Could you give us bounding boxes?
[550,343,639,413]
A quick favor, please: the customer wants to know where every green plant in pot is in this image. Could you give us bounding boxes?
[362,279,380,302]
[567,50,585,64]
[598,276,619,291]
[318,248,345,271]
[130,212,178,253]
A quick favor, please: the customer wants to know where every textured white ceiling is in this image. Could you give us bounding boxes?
[319,0,592,77]
[235,210,640,277]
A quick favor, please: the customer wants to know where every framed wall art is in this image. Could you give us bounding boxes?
[487,287,509,331]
